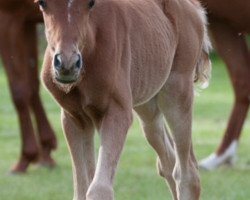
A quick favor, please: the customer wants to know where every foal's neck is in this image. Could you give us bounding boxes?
[82,19,96,58]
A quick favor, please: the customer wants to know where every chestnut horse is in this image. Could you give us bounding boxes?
[0,0,57,173]
[38,0,211,199]
[199,0,250,170]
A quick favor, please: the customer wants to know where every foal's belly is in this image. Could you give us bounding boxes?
[130,52,174,107]
[128,2,177,106]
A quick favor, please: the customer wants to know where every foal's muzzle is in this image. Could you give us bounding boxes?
[53,52,83,84]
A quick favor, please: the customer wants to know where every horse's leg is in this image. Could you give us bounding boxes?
[158,73,200,200]
[199,21,250,170]
[134,98,177,199]
[86,101,133,200]
[24,23,57,167]
[62,111,95,200]
[0,21,39,173]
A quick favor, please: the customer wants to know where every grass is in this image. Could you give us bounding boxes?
[0,54,249,200]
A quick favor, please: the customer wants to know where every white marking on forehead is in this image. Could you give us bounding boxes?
[68,0,74,23]
[68,0,74,8]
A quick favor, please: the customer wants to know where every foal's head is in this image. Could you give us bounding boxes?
[36,0,95,84]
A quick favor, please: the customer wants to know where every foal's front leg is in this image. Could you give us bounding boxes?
[86,102,133,200]
[62,111,95,200]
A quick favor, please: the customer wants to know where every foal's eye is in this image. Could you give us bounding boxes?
[88,0,95,9]
[37,0,47,9]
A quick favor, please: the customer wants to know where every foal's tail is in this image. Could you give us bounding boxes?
[194,5,212,88]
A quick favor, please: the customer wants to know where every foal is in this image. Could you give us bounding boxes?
[37,0,211,199]
[199,0,250,170]
[0,0,57,173]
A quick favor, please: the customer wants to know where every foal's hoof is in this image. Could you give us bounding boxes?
[199,142,238,171]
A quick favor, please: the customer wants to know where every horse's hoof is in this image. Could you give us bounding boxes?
[9,163,28,175]
[38,157,56,169]
[199,141,238,170]
[8,170,26,176]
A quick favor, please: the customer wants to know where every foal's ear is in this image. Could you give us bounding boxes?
[88,0,95,9]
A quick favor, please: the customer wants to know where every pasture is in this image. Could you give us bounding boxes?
[0,53,249,199]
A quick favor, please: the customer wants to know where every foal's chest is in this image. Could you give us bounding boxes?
[52,85,110,128]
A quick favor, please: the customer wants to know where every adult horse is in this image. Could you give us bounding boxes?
[37,0,211,199]
[199,0,250,170]
[0,0,57,173]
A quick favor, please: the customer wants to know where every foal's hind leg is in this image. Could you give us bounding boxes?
[0,20,39,173]
[135,98,177,199]
[199,21,250,170]
[158,73,200,200]
[24,23,57,167]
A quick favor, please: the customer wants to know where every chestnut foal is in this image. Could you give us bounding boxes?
[0,0,57,173]
[37,0,211,199]
[199,0,250,170]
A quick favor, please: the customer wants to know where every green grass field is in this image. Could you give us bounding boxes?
[0,54,249,200]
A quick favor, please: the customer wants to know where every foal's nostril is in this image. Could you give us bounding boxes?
[75,54,82,69]
[53,54,62,69]
[53,52,82,83]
